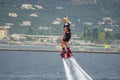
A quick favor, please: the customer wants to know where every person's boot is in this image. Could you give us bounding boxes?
[61,47,66,54]
[61,47,66,58]
[67,47,73,57]
[67,47,72,53]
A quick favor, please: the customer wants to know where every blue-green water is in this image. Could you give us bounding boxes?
[0,51,120,80]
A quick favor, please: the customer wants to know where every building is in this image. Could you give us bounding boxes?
[21,4,33,10]
[0,26,10,40]
[8,13,18,17]
[20,21,31,26]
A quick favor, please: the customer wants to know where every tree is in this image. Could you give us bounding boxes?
[28,27,33,35]
[83,26,89,37]
[114,32,120,40]
[105,31,113,44]
[83,26,92,38]
[98,31,105,43]
[105,31,113,39]
[92,27,98,40]
[26,36,33,41]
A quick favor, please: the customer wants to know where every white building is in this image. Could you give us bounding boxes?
[103,17,112,21]
[34,5,44,9]
[30,13,38,17]
[52,18,61,25]
[0,26,10,39]
[21,4,43,10]
[21,4,34,10]
[52,20,60,25]
[8,13,18,17]
[5,23,13,26]
[21,21,31,26]
[104,28,113,32]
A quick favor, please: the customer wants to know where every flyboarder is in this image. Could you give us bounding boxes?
[61,16,73,58]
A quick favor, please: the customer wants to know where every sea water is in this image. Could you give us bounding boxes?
[0,51,120,80]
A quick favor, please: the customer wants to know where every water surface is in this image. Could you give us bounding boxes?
[0,51,120,80]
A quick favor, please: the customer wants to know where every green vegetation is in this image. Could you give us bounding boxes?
[0,0,120,44]
[82,26,120,44]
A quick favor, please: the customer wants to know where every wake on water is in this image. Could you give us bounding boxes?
[63,57,93,80]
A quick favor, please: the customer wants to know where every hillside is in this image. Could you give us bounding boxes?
[0,0,120,35]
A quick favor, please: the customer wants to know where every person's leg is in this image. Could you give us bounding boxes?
[61,40,65,48]
[64,33,72,53]
[64,41,72,53]
[61,41,66,54]
[64,41,69,48]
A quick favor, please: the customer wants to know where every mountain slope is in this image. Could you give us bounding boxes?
[0,0,120,35]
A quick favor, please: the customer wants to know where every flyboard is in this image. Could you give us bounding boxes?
[60,51,73,59]
[60,51,93,80]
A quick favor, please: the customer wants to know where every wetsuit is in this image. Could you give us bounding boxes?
[63,22,71,42]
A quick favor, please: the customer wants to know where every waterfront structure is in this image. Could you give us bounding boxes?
[21,34,60,43]
[0,26,10,40]
[10,34,93,46]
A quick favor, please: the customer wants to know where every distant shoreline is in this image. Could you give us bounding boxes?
[0,48,119,54]
[0,44,119,54]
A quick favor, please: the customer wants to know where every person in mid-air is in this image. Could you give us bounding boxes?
[61,16,72,56]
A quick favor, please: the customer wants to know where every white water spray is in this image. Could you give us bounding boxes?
[63,59,73,80]
[62,57,93,80]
